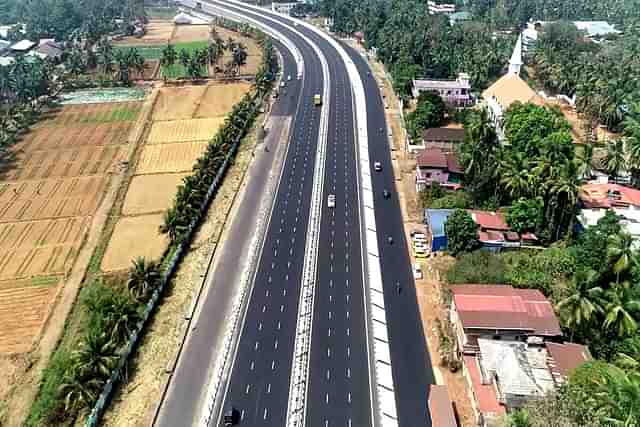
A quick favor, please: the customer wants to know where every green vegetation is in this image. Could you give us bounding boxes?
[78,106,140,123]
[443,209,479,256]
[115,41,208,61]
[318,0,513,99]
[406,92,446,142]
[27,22,277,426]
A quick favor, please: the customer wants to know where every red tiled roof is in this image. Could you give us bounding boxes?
[445,153,463,174]
[579,183,640,208]
[422,127,465,143]
[546,342,592,380]
[450,284,562,336]
[470,210,510,231]
[464,356,505,416]
[428,385,458,427]
[417,148,448,169]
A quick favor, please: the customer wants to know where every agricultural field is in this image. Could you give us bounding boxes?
[104,81,253,271]
[0,100,141,355]
[113,20,262,79]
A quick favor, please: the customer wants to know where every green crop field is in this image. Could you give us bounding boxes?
[114,41,209,61]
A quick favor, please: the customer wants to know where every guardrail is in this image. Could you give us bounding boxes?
[83,43,276,427]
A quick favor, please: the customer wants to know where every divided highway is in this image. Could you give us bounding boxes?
[160,2,435,426]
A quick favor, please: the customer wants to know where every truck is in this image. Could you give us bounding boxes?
[314,94,322,106]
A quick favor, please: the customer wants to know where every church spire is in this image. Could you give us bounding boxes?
[508,34,523,76]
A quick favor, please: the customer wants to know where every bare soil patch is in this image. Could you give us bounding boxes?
[195,83,252,118]
[170,24,210,43]
[101,214,168,272]
[114,20,174,46]
[152,85,209,120]
[122,173,188,215]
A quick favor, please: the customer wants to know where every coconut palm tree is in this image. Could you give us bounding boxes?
[58,369,103,415]
[114,49,132,84]
[74,330,118,380]
[602,280,640,338]
[607,232,636,284]
[128,48,145,79]
[592,364,640,423]
[231,43,248,76]
[556,269,604,337]
[159,206,187,243]
[127,257,161,302]
[178,49,191,69]
[606,138,627,182]
[104,295,142,345]
[500,151,532,199]
[96,38,114,75]
[206,42,223,77]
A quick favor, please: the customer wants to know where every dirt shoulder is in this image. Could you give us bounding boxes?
[344,39,476,426]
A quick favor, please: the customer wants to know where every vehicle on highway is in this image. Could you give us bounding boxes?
[223,406,240,426]
[388,235,393,244]
[280,81,286,88]
[327,194,336,208]
[396,281,402,294]
[374,161,382,172]
[287,74,292,81]
[383,189,391,199]
[314,94,322,105]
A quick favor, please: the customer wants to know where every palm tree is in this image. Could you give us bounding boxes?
[500,151,532,199]
[159,206,187,243]
[575,142,594,180]
[74,330,118,380]
[226,36,237,53]
[114,49,132,84]
[592,364,640,423]
[206,42,223,77]
[58,369,103,415]
[96,38,114,75]
[607,232,635,284]
[623,102,640,187]
[606,138,627,182]
[104,295,142,345]
[128,48,145,79]
[602,280,640,338]
[556,269,604,338]
[231,43,248,76]
[178,49,191,69]
[127,257,161,302]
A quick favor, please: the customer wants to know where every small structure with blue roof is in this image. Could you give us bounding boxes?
[424,209,454,252]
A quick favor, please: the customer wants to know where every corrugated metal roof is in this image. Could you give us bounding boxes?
[425,209,454,238]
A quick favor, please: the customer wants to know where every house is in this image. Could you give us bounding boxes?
[428,385,458,427]
[416,148,463,191]
[428,1,456,15]
[0,56,15,67]
[578,183,640,244]
[449,284,562,354]
[423,209,537,252]
[421,127,465,150]
[482,35,545,141]
[10,39,36,54]
[0,39,10,56]
[271,1,300,15]
[449,11,471,25]
[412,72,472,106]
[32,40,63,63]
[464,339,591,426]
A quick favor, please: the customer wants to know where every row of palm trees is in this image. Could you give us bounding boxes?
[159,39,276,242]
[56,257,161,418]
[159,32,248,80]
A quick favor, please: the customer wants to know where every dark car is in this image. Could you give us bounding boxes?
[383,189,391,199]
[223,406,240,426]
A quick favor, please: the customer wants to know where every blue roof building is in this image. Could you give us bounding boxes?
[424,209,454,252]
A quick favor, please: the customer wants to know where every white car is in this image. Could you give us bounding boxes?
[280,81,286,88]
[413,264,423,280]
[327,194,336,208]
[287,75,292,81]
[374,161,382,172]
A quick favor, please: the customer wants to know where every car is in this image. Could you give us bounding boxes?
[287,75,292,81]
[383,189,391,199]
[223,406,240,426]
[413,264,423,279]
[327,194,336,208]
[280,81,286,88]
[374,161,382,172]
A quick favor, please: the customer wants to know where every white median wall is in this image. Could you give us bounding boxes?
[219,2,400,425]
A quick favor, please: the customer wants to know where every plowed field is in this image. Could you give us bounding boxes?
[0,101,139,354]
[122,173,188,215]
[136,141,208,174]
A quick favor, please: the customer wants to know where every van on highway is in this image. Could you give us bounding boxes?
[314,94,322,105]
[327,194,336,208]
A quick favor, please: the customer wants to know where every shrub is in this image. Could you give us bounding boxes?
[430,191,472,209]
[444,209,479,256]
[446,250,507,284]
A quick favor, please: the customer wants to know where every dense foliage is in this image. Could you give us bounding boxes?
[444,209,480,255]
[458,103,579,243]
[318,0,513,98]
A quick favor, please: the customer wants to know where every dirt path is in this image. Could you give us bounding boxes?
[0,91,158,427]
[344,39,477,426]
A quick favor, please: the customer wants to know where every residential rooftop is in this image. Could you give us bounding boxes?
[422,127,465,143]
[450,284,562,336]
[579,183,640,208]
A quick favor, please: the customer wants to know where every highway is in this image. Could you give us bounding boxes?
[160,2,434,426]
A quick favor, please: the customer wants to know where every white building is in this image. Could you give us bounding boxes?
[271,2,299,15]
[481,34,545,140]
[428,1,455,15]
[412,72,472,106]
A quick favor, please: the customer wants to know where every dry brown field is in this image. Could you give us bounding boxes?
[136,141,208,174]
[0,101,139,355]
[122,173,188,215]
[101,214,168,272]
[146,118,225,143]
